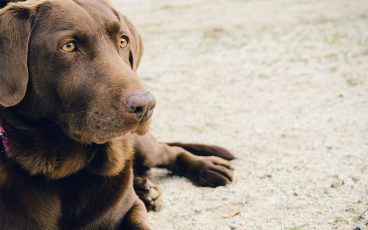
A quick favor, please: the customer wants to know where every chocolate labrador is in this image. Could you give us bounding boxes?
[0,0,235,229]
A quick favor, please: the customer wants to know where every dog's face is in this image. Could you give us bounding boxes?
[0,0,155,144]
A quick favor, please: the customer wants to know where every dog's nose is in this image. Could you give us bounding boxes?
[124,92,156,121]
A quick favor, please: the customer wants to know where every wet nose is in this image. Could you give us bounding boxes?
[123,92,156,121]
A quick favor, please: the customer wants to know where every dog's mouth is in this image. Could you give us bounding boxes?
[133,116,152,135]
[68,113,153,144]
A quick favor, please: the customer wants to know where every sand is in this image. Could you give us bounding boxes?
[111,0,368,229]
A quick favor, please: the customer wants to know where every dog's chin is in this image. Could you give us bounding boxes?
[70,131,125,144]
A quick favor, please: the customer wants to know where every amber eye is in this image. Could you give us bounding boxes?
[61,41,77,52]
[119,36,129,48]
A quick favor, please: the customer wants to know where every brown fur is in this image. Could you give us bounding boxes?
[0,0,234,229]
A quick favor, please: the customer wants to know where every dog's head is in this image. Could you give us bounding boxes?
[0,0,155,144]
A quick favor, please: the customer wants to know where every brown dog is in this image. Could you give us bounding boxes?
[0,0,235,229]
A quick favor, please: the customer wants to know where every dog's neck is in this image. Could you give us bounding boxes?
[0,108,134,179]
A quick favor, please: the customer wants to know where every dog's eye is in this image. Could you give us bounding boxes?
[61,41,77,52]
[119,36,129,49]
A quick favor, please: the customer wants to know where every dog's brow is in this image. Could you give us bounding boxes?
[75,30,91,44]
[106,21,121,36]
[56,29,91,44]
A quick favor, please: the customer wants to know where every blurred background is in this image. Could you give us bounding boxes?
[112,0,368,229]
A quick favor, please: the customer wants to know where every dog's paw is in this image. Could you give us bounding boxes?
[177,155,234,187]
[133,177,162,211]
[193,156,234,187]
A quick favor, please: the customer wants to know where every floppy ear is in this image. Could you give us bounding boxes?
[121,14,144,72]
[0,4,32,107]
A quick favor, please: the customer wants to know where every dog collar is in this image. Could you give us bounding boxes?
[0,126,9,155]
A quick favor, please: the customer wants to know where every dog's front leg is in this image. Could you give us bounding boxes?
[133,134,234,187]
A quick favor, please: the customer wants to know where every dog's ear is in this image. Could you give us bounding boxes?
[121,14,144,72]
[0,3,33,107]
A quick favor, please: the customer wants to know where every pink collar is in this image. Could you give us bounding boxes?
[0,126,9,154]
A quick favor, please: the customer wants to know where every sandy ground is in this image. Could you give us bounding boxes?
[111,0,368,229]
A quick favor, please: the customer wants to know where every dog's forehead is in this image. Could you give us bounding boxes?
[73,0,120,24]
[39,0,121,33]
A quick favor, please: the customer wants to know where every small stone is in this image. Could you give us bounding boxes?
[260,174,272,179]
[331,176,344,188]
[352,177,360,183]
